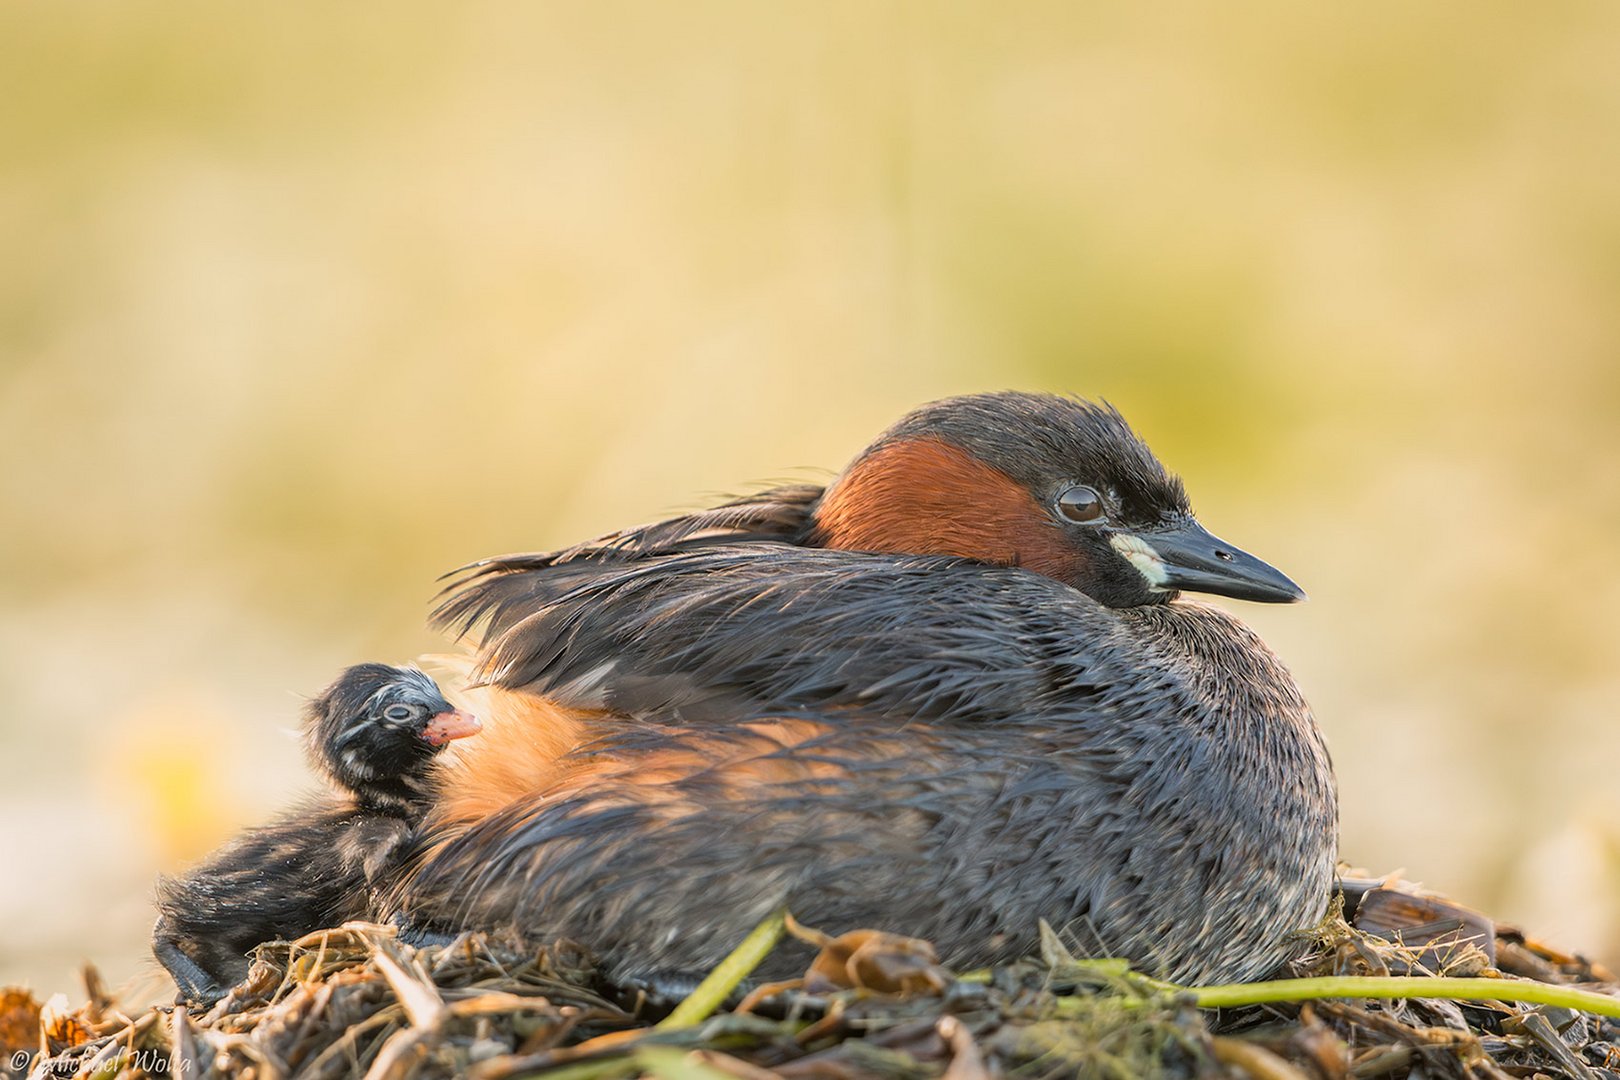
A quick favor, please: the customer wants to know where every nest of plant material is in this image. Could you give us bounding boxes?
[5,875,1619,1080]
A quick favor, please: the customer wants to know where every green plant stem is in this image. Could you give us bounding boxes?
[1146,976,1620,1020]
[657,907,788,1031]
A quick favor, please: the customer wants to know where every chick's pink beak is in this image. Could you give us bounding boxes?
[422,709,481,746]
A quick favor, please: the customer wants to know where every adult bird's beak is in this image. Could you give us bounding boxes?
[1111,520,1306,604]
[422,709,483,746]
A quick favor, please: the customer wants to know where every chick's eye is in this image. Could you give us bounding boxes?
[1055,485,1106,524]
[384,705,415,722]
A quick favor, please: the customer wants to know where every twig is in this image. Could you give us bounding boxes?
[1210,1035,1314,1080]
[372,938,446,1030]
[1180,975,1620,1020]
[658,908,789,1031]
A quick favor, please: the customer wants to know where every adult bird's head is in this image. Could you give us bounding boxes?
[810,392,1304,609]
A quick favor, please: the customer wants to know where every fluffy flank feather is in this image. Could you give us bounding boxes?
[431,687,599,827]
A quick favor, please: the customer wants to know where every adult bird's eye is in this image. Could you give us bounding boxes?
[385,705,414,722]
[1055,485,1106,524]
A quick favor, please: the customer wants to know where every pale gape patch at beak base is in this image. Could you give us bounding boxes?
[1110,533,1170,589]
[423,710,482,747]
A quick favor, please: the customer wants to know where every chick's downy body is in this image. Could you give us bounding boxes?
[393,393,1338,986]
[152,665,479,1003]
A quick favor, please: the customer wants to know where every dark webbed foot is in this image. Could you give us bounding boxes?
[151,930,226,1007]
[389,913,461,950]
[607,969,735,1019]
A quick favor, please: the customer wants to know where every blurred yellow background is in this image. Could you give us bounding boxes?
[3,3,1618,999]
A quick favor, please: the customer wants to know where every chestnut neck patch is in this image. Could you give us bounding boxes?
[812,437,1082,582]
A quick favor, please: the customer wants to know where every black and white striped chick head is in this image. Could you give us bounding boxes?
[303,664,481,812]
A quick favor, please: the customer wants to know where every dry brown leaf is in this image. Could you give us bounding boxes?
[786,917,951,997]
[0,988,41,1058]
